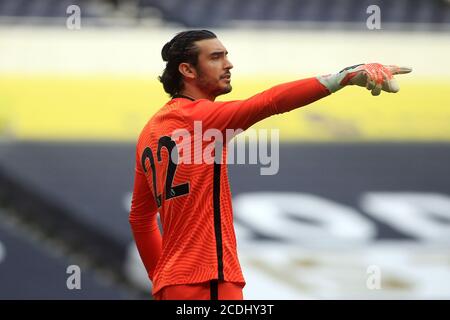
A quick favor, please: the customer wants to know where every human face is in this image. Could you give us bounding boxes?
[193,38,234,98]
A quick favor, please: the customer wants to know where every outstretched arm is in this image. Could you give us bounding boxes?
[181,63,412,133]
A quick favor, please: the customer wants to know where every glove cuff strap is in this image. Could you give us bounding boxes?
[316,74,345,93]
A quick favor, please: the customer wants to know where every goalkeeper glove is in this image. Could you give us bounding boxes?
[317,63,412,96]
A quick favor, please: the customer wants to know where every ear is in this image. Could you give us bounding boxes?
[179,63,197,79]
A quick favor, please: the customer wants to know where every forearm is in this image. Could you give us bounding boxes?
[130,221,162,282]
[257,77,331,116]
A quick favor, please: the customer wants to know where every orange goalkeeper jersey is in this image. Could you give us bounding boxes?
[129,77,329,296]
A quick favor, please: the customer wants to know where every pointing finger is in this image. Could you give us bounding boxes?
[385,65,413,75]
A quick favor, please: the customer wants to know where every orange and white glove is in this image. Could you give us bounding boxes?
[317,63,412,96]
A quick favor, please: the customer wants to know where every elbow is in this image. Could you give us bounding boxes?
[128,210,136,226]
[128,209,157,233]
[128,210,142,232]
[128,215,134,229]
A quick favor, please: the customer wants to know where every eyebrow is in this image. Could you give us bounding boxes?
[209,50,228,57]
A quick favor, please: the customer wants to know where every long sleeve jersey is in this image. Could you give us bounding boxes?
[129,77,330,296]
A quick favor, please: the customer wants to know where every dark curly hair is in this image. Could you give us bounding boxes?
[159,30,217,97]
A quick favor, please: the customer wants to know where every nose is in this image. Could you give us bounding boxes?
[224,57,233,70]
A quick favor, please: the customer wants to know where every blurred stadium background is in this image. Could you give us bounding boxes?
[1,0,450,299]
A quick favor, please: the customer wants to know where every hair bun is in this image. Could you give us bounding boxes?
[161,41,173,62]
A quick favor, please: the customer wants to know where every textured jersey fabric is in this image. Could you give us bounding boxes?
[129,78,330,296]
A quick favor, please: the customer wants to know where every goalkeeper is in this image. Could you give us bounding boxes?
[129,30,412,300]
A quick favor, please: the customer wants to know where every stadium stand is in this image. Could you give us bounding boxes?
[0,0,449,300]
[0,0,449,27]
[0,213,131,299]
[137,0,450,27]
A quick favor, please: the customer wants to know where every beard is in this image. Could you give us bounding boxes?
[196,69,232,98]
[218,83,232,96]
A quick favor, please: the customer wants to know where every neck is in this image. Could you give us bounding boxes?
[180,82,216,101]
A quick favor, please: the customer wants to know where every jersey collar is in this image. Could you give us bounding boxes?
[172,94,196,101]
